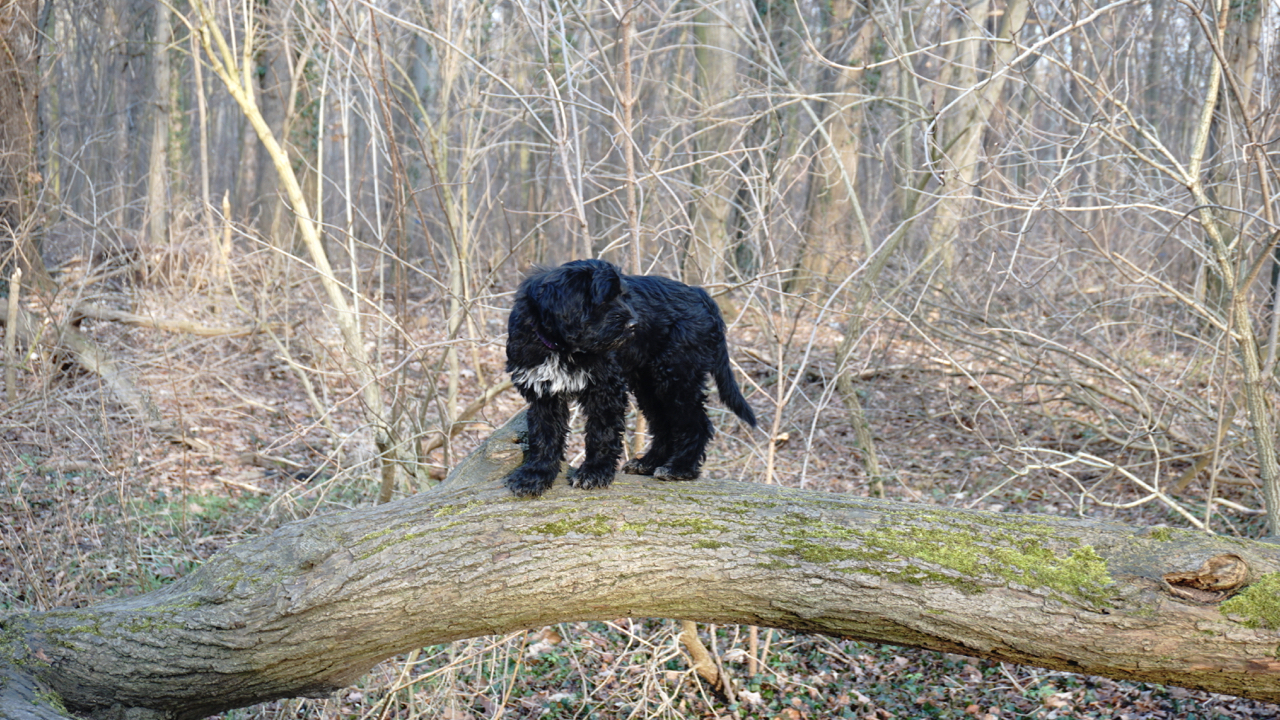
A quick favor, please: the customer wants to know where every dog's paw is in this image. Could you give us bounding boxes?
[505,466,557,497]
[653,466,700,482]
[570,463,616,490]
[620,458,656,476]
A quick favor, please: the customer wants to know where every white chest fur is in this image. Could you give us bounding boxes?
[512,355,591,397]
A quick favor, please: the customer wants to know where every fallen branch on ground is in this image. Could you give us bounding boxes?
[72,303,282,337]
[1,303,210,450]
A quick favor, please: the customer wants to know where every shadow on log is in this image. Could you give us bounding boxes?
[4,411,1280,719]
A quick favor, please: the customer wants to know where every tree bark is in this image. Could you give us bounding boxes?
[144,0,171,248]
[682,0,747,285]
[924,0,1029,280]
[0,0,53,292]
[6,412,1280,719]
[792,0,873,291]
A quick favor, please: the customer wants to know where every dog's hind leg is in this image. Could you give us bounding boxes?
[506,395,570,497]
[571,381,629,489]
[651,384,714,481]
[620,372,671,476]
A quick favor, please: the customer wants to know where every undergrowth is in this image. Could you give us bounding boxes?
[2,242,1278,719]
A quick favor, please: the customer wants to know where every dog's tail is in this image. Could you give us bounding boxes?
[714,353,757,428]
[705,297,757,428]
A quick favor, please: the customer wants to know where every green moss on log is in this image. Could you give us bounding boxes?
[532,515,615,537]
[749,501,1114,608]
[1222,573,1280,629]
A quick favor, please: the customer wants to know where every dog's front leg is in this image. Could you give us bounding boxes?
[571,384,628,490]
[506,395,571,497]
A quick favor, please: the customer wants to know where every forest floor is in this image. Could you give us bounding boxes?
[2,242,1278,719]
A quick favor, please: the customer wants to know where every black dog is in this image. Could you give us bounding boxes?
[504,259,756,497]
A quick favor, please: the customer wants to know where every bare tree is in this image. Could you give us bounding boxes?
[792,0,874,289]
[188,0,405,489]
[144,0,170,248]
[682,0,748,284]
[923,0,1029,282]
[0,0,52,291]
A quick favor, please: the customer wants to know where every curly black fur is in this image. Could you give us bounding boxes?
[504,259,757,497]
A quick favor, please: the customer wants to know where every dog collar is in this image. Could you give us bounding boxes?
[535,328,560,351]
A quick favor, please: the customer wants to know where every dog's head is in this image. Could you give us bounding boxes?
[517,259,638,353]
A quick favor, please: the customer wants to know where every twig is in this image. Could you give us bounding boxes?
[5,267,20,405]
[1018,448,1207,530]
[419,380,514,458]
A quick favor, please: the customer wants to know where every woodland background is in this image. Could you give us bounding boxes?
[4,0,1280,717]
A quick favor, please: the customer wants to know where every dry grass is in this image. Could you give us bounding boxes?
[2,230,1277,719]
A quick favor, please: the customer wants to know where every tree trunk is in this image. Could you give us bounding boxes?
[145,0,171,248]
[682,0,746,285]
[792,0,873,291]
[924,0,1029,281]
[1201,0,1263,319]
[0,0,53,292]
[1179,0,1280,535]
[5,412,1280,719]
[257,0,290,244]
[107,0,139,235]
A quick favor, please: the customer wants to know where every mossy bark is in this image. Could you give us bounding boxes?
[5,413,1280,719]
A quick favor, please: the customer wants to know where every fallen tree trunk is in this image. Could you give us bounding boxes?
[4,413,1280,719]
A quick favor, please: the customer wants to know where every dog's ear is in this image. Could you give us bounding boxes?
[590,263,622,306]
[515,270,556,332]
